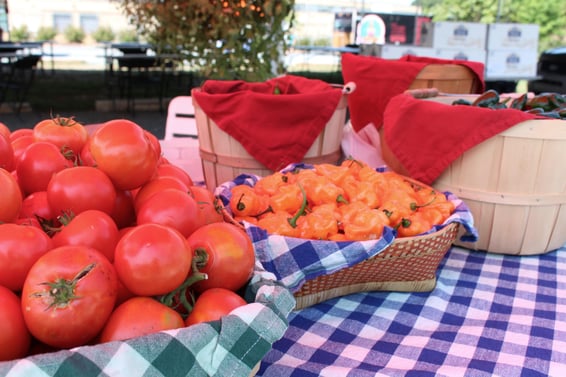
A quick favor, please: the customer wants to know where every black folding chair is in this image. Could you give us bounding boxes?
[0,54,42,114]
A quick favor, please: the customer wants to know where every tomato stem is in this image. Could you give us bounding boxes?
[34,263,96,309]
[193,248,209,271]
[159,258,208,313]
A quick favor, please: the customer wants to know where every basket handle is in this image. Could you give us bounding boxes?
[342,82,356,95]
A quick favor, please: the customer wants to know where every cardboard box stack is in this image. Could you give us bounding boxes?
[485,23,539,79]
[361,21,540,81]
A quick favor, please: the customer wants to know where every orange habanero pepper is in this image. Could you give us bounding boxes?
[299,174,348,206]
[342,207,390,241]
[341,175,381,209]
[268,183,303,213]
[296,211,339,240]
[229,184,270,218]
[256,211,301,238]
[254,171,288,196]
[314,163,351,185]
[396,211,433,237]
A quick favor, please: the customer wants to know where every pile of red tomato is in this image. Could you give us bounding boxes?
[0,118,256,362]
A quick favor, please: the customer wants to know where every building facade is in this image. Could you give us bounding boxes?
[2,0,418,45]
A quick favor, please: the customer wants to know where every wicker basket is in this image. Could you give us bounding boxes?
[293,222,460,310]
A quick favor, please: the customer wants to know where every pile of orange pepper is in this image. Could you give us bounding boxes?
[229,160,455,241]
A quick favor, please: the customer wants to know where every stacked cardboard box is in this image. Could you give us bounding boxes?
[485,23,539,79]
[367,21,540,81]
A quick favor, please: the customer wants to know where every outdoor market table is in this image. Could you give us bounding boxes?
[156,136,566,376]
[257,244,566,377]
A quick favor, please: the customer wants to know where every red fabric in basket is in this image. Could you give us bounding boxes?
[382,93,538,185]
[192,75,343,171]
[341,53,485,133]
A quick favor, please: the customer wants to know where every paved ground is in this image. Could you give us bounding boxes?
[1,108,168,139]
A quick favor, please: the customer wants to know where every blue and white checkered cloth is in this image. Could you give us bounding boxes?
[216,164,478,293]
[257,245,566,376]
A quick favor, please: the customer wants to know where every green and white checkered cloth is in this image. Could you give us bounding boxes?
[0,263,295,377]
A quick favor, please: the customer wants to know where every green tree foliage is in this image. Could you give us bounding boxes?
[10,25,30,42]
[117,29,139,43]
[36,26,57,42]
[64,26,85,43]
[413,0,566,51]
[114,0,295,81]
[92,26,116,43]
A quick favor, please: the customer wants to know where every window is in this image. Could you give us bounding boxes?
[80,14,99,34]
[53,13,72,33]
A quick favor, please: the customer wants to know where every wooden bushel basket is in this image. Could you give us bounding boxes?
[409,64,482,94]
[192,86,351,191]
[432,117,566,255]
[381,94,566,255]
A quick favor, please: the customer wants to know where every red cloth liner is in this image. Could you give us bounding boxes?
[192,75,343,171]
[382,94,538,185]
[341,53,486,133]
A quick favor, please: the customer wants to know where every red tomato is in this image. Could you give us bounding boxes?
[0,122,10,140]
[89,119,159,190]
[188,185,224,228]
[15,216,43,229]
[136,189,202,237]
[155,163,194,187]
[78,136,97,167]
[52,210,120,262]
[47,166,117,217]
[0,133,14,171]
[16,141,72,195]
[0,168,23,223]
[0,223,53,291]
[9,128,32,142]
[10,133,34,168]
[21,245,118,349]
[113,223,192,296]
[99,296,184,343]
[144,129,161,157]
[0,286,31,361]
[185,288,247,326]
[33,117,88,156]
[114,278,136,308]
[133,175,188,211]
[110,189,137,229]
[187,222,255,293]
[18,190,57,224]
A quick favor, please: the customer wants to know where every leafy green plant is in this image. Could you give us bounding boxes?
[117,29,139,43]
[64,26,85,43]
[36,26,57,42]
[92,26,115,43]
[115,0,296,81]
[295,37,312,46]
[312,38,331,47]
[10,25,30,42]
